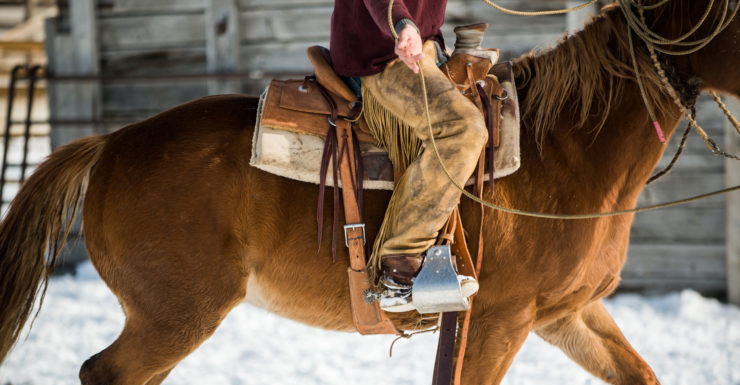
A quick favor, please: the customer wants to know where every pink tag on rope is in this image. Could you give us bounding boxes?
[653,121,666,143]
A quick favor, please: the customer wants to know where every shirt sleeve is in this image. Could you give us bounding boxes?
[362,0,414,38]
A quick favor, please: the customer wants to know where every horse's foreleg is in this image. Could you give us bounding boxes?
[460,302,535,385]
[534,299,660,385]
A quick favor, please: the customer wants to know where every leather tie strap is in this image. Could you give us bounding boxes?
[317,126,339,261]
[314,76,364,262]
[476,81,504,198]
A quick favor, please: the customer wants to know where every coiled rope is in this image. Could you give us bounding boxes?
[623,0,740,158]
[388,0,740,220]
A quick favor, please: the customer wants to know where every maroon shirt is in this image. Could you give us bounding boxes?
[330,0,447,77]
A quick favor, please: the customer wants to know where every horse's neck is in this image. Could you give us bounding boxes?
[516,62,681,213]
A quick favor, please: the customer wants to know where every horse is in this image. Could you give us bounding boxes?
[0,1,738,384]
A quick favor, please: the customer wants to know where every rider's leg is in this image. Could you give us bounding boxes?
[361,42,487,307]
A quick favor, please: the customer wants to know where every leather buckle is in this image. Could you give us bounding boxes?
[344,223,366,247]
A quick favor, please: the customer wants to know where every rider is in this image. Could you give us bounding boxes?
[330,0,486,312]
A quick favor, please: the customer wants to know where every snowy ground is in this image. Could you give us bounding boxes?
[1,262,738,385]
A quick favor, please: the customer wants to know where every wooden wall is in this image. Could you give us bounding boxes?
[48,0,571,127]
[726,98,739,303]
[44,0,735,297]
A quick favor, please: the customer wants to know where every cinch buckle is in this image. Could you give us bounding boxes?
[343,223,366,247]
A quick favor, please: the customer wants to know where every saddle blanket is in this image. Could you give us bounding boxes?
[250,69,521,190]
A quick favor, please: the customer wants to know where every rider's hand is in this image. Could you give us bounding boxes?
[395,24,423,73]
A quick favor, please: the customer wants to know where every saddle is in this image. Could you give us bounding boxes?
[252,24,518,333]
[252,46,520,190]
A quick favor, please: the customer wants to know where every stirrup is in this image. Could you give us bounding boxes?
[378,245,479,314]
[380,275,478,313]
[411,245,473,314]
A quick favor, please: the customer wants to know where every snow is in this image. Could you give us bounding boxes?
[1,262,739,385]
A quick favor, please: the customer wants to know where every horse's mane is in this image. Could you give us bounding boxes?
[513,3,675,149]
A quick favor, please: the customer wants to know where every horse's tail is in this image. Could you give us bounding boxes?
[0,134,108,364]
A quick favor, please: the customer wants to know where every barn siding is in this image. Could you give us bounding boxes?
[44,0,733,296]
[726,98,740,303]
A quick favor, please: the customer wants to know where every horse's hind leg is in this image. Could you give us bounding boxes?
[79,252,247,385]
[535,299,660,385]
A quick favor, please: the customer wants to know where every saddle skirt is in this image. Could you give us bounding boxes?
[250,49,521,190]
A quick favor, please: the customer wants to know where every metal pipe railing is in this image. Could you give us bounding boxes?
[1,64,47,204]
[20,65,42,183]
[1,65,24,203]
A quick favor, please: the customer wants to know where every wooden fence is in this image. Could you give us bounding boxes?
[43,0,737,299]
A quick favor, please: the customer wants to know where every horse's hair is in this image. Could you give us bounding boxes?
[513,3,675,151]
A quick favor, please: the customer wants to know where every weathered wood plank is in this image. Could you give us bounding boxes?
[621,244,726,294]
[206,0,241,94]
[636,171,726,209]
[624,244,726,279]
[45,0,101,147]
[446,2,565,32]
[240,41,321,72]
[101,47,207,75]
[630,207,726,242]
[236,29,563,73]
[725,98,740,305]
[618,277,726,294]
[97,0,204,15]
[0,5,25,27]
[239,0,332,9]
[98,14,205,51]
[239,6,332,43]
[102,81,209,116]
[237,0,569,10]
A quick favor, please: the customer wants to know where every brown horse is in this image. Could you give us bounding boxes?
[0,1,738,384]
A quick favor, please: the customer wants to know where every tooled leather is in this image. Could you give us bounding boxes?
[260,79,375,143]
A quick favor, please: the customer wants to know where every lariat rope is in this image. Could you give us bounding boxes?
[480,0,599,16]
[618,0,739,56]
[388,0,740,220]
[621,0,740,158]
